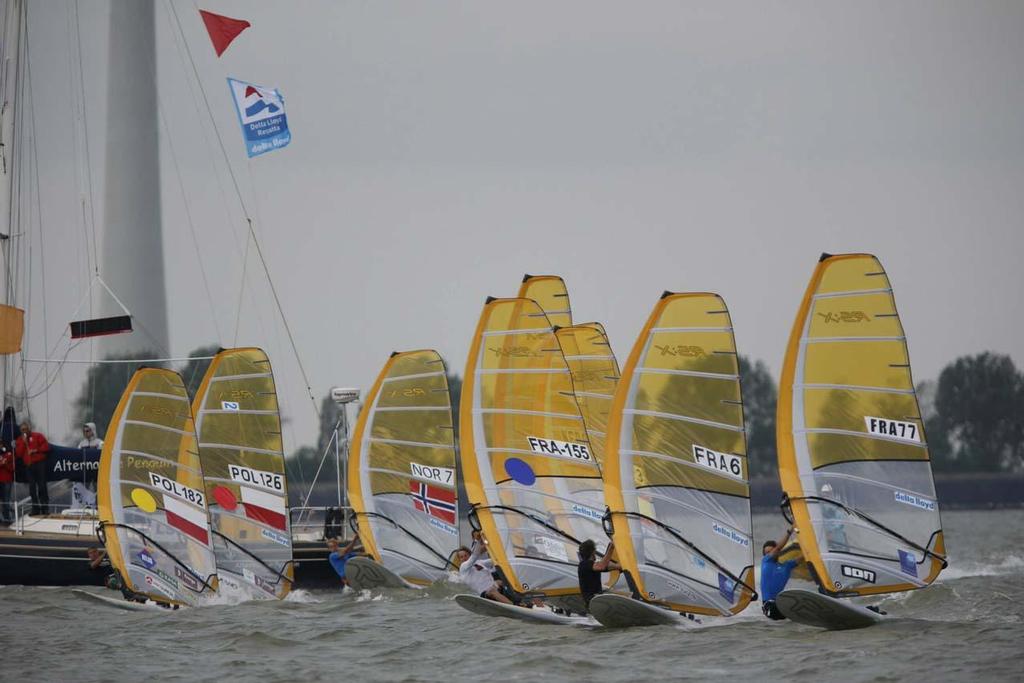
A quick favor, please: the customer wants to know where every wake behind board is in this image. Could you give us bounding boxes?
[71,589,171,612]
[345,556,418,590]
[775,589,884,630]
[588,593,685,628]
[454,594,593,626]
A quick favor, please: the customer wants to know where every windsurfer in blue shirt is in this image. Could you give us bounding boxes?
[760,526,798,620]
[327,533,362,588]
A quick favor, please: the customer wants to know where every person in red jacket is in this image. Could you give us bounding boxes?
[15,421,50,516]
[0,440,14,524]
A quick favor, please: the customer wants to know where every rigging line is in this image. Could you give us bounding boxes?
[232,231,250,345]
[71,0,99,276]
[155,100,223,343]
[24,355,215,364]
[210,529,294,587]
[97,521,217,593]
[469,504,583,546]
[166,1,319,420]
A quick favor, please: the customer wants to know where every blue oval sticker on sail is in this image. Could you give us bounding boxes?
[504,458,536,486]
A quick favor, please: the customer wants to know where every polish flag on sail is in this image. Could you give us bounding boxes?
[199,10,251,57]
[240,486,287,531]
[164,496,210,545]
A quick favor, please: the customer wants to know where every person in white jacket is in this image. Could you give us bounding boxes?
[455,534,512,604]
[72,422,103,510]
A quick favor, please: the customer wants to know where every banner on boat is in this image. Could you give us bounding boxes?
[44,446,100,483]
[227,77,291,158]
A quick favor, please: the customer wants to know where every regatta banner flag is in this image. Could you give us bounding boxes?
[227,78,291,158]
[199,10,250,57]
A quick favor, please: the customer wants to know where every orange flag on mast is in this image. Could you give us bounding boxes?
[199,9,251,57]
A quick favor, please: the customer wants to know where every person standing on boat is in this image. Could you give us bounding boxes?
[73,423,103,510]
[327,534,362,587]
[0,440,14,525]
[760,526,799,620]
[577,539,620,609]
[15,421,50,515]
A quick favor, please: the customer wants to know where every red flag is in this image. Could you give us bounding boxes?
[199,9,250,57]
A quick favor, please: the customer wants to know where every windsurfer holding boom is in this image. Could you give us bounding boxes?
[760,526,799,620]
[455,531,514,605]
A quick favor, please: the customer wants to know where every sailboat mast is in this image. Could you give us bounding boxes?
[0,0,24,400]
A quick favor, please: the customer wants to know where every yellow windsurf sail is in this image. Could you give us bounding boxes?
[192,348,293,600]
[348,350,458,585]
[554,322,621,468]
[777,253,946,597]
[603,293,756,616]
[460,297,605,597]
[97,368,218,606]
[518,274,572,328]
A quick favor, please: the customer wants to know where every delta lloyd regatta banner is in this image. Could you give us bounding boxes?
[227,77,291,158]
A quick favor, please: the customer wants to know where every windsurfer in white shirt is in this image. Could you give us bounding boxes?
[455,532,513,603]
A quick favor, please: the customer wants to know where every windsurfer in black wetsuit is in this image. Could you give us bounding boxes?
[577,539,620,609]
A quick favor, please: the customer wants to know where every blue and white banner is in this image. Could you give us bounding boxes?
[227,77,291,158]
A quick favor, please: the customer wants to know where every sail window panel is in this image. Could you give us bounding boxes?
[369,409,453,446]
[489,450,598,481]
[198,446,282,480]
[633,373,744,427]
[629,414,745,462]
[207,349,271,377]
[815,255,890,294]
[803,340,913,389]
[655,294,732,327]
[632,452,748,497]
[483,300,552,334]
[557,324,620,468]
[803,388,922,435]
[369,470,417,495]
[198,375,278,412]
[376,374,450,409]
[807,432,929,469]
[478,337,564,373]
[808,293,903,339]
[122,422,195,465]
[368,443,454,482]
[125,394,192,432]
[642,330,737,375]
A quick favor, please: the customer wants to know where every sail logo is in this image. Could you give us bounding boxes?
[865,417,920,443]
[227,77,291,158]
[817,311,871,324]
[175,566,201,592]
[653,344,705,358]
[898,549,918,577]
[428,517,459,536]
[841,564,876,584]
[229,464,284,493]
[894,490,935,511]
[712,522,750,547]
[261,528,291,547]
[692,445,744,481]
[136,549,156,569]
[487,345,542,358]
[387,387,426,398]
[571,503,603,521]
[221,401,240,411]
[526,436,592,462]
[410,462,455,485]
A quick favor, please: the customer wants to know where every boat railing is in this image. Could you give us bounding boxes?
[289,505,353,542]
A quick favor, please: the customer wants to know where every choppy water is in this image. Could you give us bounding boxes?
[3,510,1022,682]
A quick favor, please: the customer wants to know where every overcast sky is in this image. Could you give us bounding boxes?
[17,0,1024,450]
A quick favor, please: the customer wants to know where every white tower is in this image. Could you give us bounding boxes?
[100,0,169,356]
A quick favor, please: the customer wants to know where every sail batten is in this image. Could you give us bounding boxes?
[193,348,293,601]
[349,350,459,586]
[777,253,946,598]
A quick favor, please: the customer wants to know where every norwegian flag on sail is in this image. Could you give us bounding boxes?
[240,486,287,531]
[409,481,456,524]
[164,496,209,545]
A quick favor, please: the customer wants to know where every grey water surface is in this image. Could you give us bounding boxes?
[2,510,1021,682]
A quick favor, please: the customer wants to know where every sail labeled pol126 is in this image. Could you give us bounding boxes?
[192,348,294,600]
[775,254,946,626]
[348,350,459,587]
[600,293,756,621]
[97,368,218,607]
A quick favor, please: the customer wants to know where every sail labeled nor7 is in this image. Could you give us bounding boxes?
[460,297,605,597]
[777,254,946,597]
[348,350,459,585]
[192,348,293,600]
[603,293,756,615]
[97,368,218,606]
